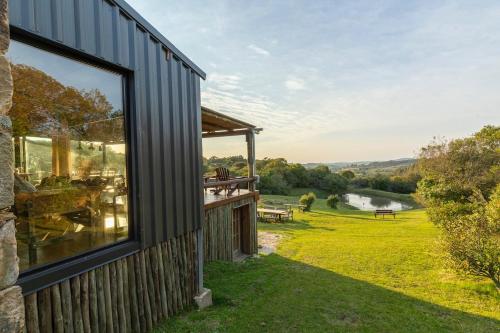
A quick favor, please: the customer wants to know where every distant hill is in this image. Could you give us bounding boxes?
[303,158,416,175]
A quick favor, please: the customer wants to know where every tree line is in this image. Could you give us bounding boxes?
[204,156,420,196]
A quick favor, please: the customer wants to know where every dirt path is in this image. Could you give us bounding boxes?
[258,231,284,255]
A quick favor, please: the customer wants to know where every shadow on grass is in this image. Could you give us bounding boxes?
[258,219,335,234]
[156,255,500,333]
[308,210,377,221]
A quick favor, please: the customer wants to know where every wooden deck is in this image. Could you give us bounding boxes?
[204,189,259,210]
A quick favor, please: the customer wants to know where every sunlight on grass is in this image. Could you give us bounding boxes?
[156,195,500,332]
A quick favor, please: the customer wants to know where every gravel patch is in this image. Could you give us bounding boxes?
[258,231,284,255]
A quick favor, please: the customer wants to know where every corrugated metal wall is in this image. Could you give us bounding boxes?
[8,0,205,246]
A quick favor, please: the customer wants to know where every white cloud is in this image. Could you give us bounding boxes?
[247,44,270,56]
[285,77,305,91]
[207,73,241,91]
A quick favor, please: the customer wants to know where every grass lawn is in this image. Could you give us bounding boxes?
[155,195,500,332]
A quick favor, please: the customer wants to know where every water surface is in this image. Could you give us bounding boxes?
[343,193,414,211]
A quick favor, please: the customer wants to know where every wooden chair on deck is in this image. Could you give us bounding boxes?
[211,167,240,195]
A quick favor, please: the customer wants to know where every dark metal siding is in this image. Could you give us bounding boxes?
[9,0,205,247]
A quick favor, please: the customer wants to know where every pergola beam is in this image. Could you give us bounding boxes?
[202,129,251,138]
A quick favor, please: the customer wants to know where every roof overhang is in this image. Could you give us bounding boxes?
[202,106,262,138]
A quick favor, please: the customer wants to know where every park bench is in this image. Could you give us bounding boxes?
[374,209,396,219]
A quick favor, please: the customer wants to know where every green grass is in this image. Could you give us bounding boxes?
[155,195,500,332]
[289,187,330,198]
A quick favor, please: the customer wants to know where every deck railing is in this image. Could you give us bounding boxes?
[203,177,257,190]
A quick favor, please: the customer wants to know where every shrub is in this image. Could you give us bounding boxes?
[340,170,355,180]
[416,125,500,289]
[326,194,340,209]
[299,192,316,211]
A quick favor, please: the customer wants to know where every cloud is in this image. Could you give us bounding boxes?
[202,72,297,134]
[247,44,270,56]
[207,73,241,91]
[285,77,305,91]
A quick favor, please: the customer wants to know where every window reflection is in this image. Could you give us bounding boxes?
[7,41,129,271]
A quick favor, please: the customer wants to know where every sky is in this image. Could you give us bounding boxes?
[128,0,500,163]
[7,41,123,111]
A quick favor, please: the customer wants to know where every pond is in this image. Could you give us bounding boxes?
[343,193,414,211]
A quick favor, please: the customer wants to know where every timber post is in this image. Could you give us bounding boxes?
[246,129,256,191]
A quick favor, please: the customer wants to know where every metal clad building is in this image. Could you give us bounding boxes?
[9,0,205,248]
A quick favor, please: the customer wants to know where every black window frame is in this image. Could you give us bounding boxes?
[10,28,142,294]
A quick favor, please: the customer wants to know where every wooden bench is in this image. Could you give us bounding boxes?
[374,209,396,219]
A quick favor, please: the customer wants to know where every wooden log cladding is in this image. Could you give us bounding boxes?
[80,272,91,333]
[103,265,114,333]
[25,292,39,333]
[70,276,84,333]
[203,196,258,262]
[127,255,141,333]
[122,258,133,332]
[37,287,52,333]
[116,260,127,333]
[88,270,99,333]
[51,284,64,333]
[109,262,119,332]
[23,230,198,333]
[95,267,106,332]
[156,244,169,319]
[61,279,74,333]
[134,253,146,331]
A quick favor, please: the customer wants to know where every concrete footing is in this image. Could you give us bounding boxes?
[194,288,213,310]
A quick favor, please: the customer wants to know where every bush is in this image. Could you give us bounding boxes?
[340,170,355,180]
[299,192,316,211]
[416,125,500,289]
[326,194,340,209]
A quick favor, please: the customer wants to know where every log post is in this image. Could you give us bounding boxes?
[122,259,132,332]
[246,129,256,191]
[156,244,169,319]
[51,284,64,333]
[70,277,84,333]
[127,256,141,333]
[37,288,53,333]
[60,280,74,333]
[103,265,113,333]
[80,272,91,333]
[24,293,39,333]
[88,270,99,333]
[116,260,127,333]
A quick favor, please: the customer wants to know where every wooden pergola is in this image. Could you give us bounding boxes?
[201,106,262,190]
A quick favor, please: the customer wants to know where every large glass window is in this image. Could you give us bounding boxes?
[7,41,129,271]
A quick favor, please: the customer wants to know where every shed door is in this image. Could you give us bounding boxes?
[233,205,251,257]
[233,208,242,256]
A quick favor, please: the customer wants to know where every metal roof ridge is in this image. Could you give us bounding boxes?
[114,0,206,79]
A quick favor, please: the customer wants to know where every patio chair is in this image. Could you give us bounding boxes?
[211,167,240,195]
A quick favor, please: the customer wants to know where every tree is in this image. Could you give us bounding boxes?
[416,125,500,288]
[257,171,290,195]
[284,163,310,187]
[318,173,348,194]
[10,64,115,139]
[326,194,340,209]
[299,192,316,211]
[340,170,355,180]
[369,174,390,191]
